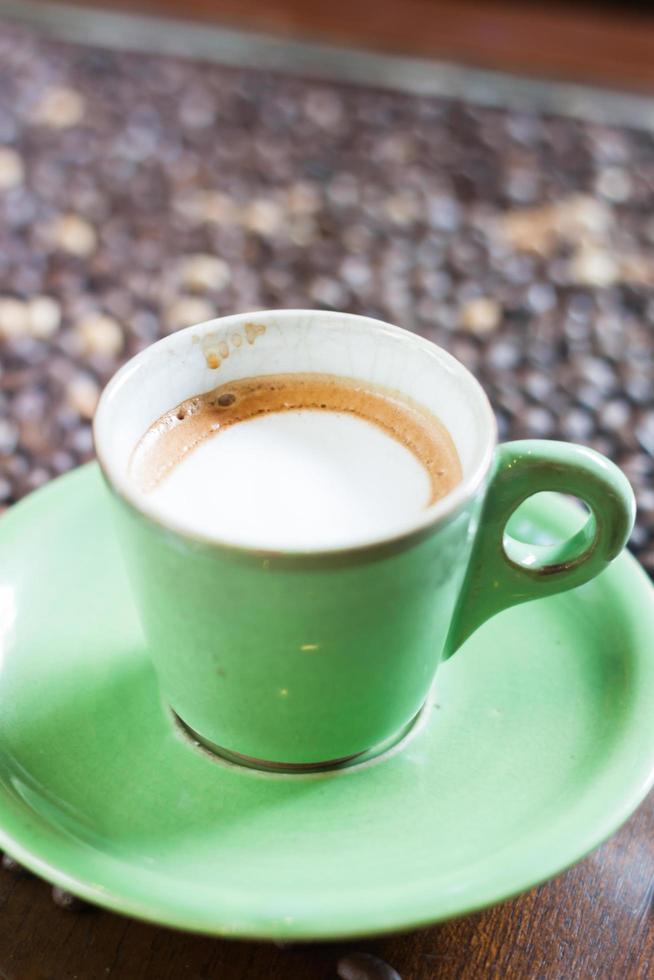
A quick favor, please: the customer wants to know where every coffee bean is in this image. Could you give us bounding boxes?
[630,523,650,550]
[66,374,100,419]
[578,357,616,391]
[13,389,47,421]
[636,488,654,514]
[588,436,613,457]
[27,296,61,338]
[0,297,29,338]
[49,450,75,474]
[566,294,596,323]
[24,467,50,491]
[68,425,94,457]
[0,419,18,455]
[561,409,592,443]
[526,282,556,314]
[621,453,653,481]
[495,409,510,439]
[526,341,558,369]
[624,376,652,406]
[487,339,520,371]
[3,452,29,479]
[523,371,553,402]
[74,314,124,357]
[178,254,231,293]
[1,853,29,875]
[0,147,23,190]
[19,419,51,455]
[165,298,216,333]
[337,952,402,980]
[310,276,347,309]
[50,214,97,258]
[575,385,605,412]
[32,87,85,128]
[461,296,502,334]
[636,415,654,456]
[450,339,480,372]
[522,406,555,437]
[595,167,632,203]
[599,400,631,432]
[51,886,91,911]
[637,547,654,575]
[570,248,618,288]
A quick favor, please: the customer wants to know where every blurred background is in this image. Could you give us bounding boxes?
[0,0,653,570]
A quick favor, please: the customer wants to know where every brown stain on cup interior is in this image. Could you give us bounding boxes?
[130,371,463,504]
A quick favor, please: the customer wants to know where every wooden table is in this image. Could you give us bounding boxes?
[0,790,651,979]
[52,0,654,92]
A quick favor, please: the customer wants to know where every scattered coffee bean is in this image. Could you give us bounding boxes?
[337,952,402,980]
[570,248,617,288]
[178,254,231,293]
[68,425,94,457]
[165,297,216,333]
[561,408,594,442]
[636,415,654,457]
[0,418,18,456]
[0,297,29,338]
[66,374,100,419]
[0,147,24,190]
[522,406,555,437]
[74,314,124,357]
[578,357,616,392]
[595,167,632,203]
[599,400,631,432]
[624,376,652,406]
[51,886,91,911]
[242,199,284,237]
[630,523,649,550]
[487,339,520,371]
[1,853,29,875]
[27,296,61,339]
[32,86,85,128]
[522,371,553,402]
[50,214,97,258]
[636,488,654,514]
[621,453,653,481]
[526,282,556,314]
[460,297,501,334]
[575,385,605,412]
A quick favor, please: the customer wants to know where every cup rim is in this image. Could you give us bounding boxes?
[93,309,497,557]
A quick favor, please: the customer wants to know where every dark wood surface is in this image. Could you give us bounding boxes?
[58,0,654,90]
[0,789,651,979]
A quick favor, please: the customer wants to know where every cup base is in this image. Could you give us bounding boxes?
[172,706,425,774]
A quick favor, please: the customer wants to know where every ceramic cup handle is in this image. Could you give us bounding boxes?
[445,439,636,657]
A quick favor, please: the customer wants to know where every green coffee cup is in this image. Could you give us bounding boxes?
[94,310,635,771]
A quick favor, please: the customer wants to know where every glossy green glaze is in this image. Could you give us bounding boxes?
[0,465,653,938]
[111,487,473,766]
[109,438,634,766]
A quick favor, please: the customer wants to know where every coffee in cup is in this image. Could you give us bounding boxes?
[129,373,462,550]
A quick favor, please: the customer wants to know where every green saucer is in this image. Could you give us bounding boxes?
[0,464,653,940]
